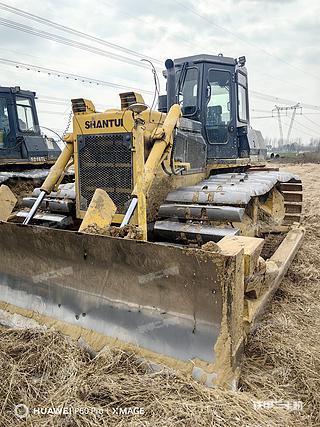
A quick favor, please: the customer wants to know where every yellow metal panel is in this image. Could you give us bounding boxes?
[217,235,264,277]
[133,104,181,197]
[0,185,17,221]
[79,189,117,232]
[72,109,134,135]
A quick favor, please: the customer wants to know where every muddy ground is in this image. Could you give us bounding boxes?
[0,163,319,426]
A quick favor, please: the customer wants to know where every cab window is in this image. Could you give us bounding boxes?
[206,69,231,144]
[16,97,36,132]
[237,72,248,122]
[0,97,10,147]
[177,67,198,116]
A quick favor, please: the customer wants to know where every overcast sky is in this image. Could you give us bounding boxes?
[0,0,319,144]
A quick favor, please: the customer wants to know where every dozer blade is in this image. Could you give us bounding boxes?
[0,221,305,388]
[0,221,245,388]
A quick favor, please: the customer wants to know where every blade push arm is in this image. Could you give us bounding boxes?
[23,140,74,225]
[133,104,181,197]
[121,104,181,235]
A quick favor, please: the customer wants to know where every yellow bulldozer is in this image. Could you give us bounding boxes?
[0,54,304,388]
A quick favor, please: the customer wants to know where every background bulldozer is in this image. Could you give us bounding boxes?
[0,54,304,388]
[0,85,61,209]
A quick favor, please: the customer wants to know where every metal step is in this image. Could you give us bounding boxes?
[154,220,239,243]
[283,214,301,225]
[282,191,303,203]
[284,202,302,214]
[281,179,303,225]
[280,182,303,192]
[158,204,245,222]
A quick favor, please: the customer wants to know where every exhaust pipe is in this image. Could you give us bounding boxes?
[165,59,176,112]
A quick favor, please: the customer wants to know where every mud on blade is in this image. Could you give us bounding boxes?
[0,221,244,388]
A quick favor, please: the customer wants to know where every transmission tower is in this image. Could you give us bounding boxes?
[272,103,302,147]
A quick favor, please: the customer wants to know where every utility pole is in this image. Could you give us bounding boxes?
[272,103,301,148]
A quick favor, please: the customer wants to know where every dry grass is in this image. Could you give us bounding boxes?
[240,163,320,426]
[0,163,319,426]
[241,229,320,425]
[0,329,304,427]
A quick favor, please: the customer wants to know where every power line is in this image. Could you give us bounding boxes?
[104,0,202,55]
[38,94,70,102]
[114,1,309,95]
[173,0,320,83]
[1,10,319,113]
[0,57,154,95]
[251,108,275,114]
[4,55,320,127]
[281,117,315,139]
[296,112,320,116]
[38,110,66,116]
[0,17,162,72]
[37,99,69,106]
[0,2,162,66]
[1,13,319,124]
[301,114,320,130]
[251,115,286,119]
[251,110,319,138]
[1,0,319,113]
[4,53,320,115]
[251,90,320,111]
[38,99,116,111]
[104,0,306,94]
[1,1,312,99]
[294,117,320,135]
[36,94,115,110]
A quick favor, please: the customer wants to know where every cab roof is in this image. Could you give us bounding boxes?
[0,86,36,97]
[174,54,236,66]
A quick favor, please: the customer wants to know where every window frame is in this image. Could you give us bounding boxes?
[0,96,11,135]
[15,96,36,133]
[236,70,249,124]
[205,67,233,145]
[206,67,233,127]
[176,66,199,117]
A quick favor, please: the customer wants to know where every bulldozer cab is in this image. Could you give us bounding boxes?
[0,86,60,164]
[161,54,265,161]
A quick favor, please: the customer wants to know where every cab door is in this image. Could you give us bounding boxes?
[202,64,238,160]
[0,94,19,158]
